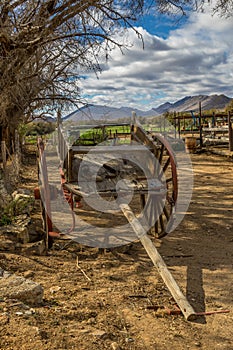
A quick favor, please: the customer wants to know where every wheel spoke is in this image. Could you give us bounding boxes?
[159,156,170,180]
[166,177,173,183]
[159,144,164,164]
[159,213,165,232]
[163,204,170,220]
[154,203,159,233]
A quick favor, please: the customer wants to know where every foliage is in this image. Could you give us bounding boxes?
[72,124,131,145]
[0,0,231,131]
[225,98,233,113]
[25,122,56,136]
[0,213,12,226]
[0,0,145,128]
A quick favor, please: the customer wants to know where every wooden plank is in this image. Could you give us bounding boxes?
[132,125,158,175]
[63,180,162,198]
[71,144,153,154]
[202,127,228,132]
[120,203,196,321]
[132,125,158,154]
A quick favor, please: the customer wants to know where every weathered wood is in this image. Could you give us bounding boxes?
[132,125,158,154]
[71,144,153,154]
[131,125,159,176]
[15,130,20,177]
[63,178,162,198]
[199,101,203,149]
[67,148,73,182]
[228,112,233,152]
[120,203,196,321]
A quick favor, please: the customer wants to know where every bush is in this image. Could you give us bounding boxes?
[25,122,56,136]
[0,214,12,226]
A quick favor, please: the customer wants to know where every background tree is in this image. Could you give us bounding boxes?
[0,0,145,129]
[225,98,233,114]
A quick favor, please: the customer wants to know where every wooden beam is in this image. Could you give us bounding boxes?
[199,101,203,149]
[228,112,233,152]
[132,124,158,153]
[120,203,196,321]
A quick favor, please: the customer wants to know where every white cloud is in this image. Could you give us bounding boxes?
[79,8,233,110]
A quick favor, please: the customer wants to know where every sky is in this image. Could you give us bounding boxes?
[78,3,233,111]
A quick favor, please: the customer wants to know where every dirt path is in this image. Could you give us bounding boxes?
[0,151,233,350]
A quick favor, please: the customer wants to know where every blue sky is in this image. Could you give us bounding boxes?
[78,3,233,111]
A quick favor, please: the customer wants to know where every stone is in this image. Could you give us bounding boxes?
[0,238,16,252]
[10,192,35,216]
[49,286,61,293]
[91,329,108,338]
[21,240,46,256]
[0,179,12,209]
[24,270,35,279]
[125,337,134,343]
[0,268,11,278]
[0,224,29,244]
[0,269,44,305]
[0,312,9,325]
[111,342,121,350]
[0,213,42,249]
[12,188,31,197]
[16,226,30,243]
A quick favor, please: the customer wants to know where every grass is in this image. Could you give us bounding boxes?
[73,125,131,146]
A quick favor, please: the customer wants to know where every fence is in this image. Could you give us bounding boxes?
[0,131,21,191]
[173,112,233,152]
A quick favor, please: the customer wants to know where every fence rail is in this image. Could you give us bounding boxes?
[0,131,21,190]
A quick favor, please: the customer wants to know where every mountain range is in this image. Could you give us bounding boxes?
[63,94,231,121]
[154,94,231,114]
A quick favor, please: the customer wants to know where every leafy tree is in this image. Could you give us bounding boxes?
[225,99,233,113]
[25,122,56,136]
[0,0,145,129]
[0,0,231,131]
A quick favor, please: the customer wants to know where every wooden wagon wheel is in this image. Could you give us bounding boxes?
[146,133,178,238]
[134,130,178,238]
[131,125,178,239]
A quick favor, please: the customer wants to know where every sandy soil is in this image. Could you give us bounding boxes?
[0,149,233,350]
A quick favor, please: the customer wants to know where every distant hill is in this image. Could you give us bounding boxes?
[33,116,56,123]
[154,94,231,114]
[152,102,173,115]
[63,104,155,122]
[63,94,232,121]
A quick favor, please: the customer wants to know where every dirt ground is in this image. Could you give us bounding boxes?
[0,148,233,350]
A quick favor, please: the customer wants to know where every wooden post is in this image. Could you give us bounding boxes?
[199,101,203,149]
[120,203,196,321]
[178,115,181,139]
[212,112,216,127]
[57,109,62,127]
[228,112,233,152]
[174,112,177,139]
[183,115,185,131]
[15,130,20,177]
[67,148,73,182]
